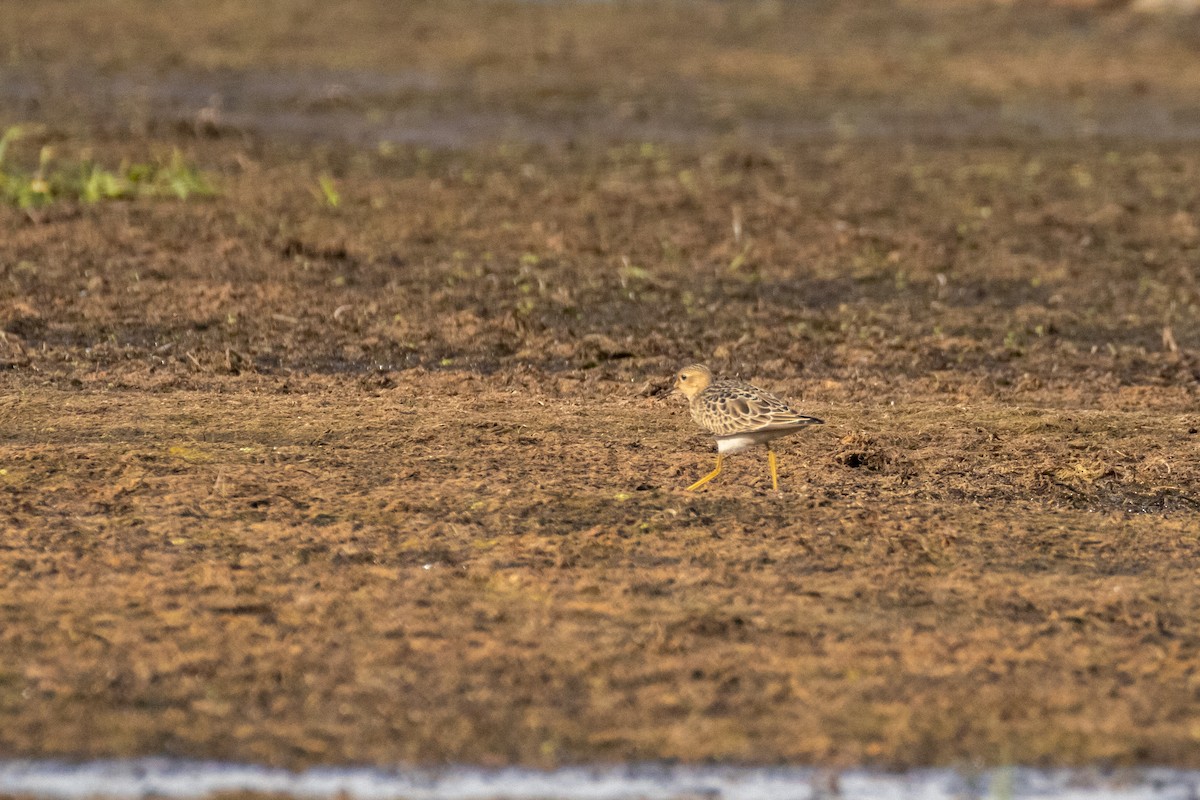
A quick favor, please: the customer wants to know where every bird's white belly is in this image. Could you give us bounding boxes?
[714,427,803,453]
[715,434,760,454]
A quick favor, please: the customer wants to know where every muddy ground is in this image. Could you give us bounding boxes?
[2,0,1200,774]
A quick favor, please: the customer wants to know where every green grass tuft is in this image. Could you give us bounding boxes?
[0,126,216,209]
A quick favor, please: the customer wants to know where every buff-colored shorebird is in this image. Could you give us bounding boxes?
[675,364,823,491]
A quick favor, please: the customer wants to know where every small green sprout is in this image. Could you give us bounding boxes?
[316,174,340,208]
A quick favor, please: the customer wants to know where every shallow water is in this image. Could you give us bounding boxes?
[2,760,1200,800]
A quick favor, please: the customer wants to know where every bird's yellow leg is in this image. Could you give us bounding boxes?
[686,454,723,491]
[768,448,779,492]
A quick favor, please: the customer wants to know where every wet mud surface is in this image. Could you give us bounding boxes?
[1,0,1200,774]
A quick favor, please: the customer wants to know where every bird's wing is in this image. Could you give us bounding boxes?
[697,382,824,435]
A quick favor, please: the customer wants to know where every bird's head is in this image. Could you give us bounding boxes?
[674,364,713,400]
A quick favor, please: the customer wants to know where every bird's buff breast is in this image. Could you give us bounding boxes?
[689,401,729,435]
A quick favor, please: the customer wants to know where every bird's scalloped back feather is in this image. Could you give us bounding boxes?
[690,380,823,436]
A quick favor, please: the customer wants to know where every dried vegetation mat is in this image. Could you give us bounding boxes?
[1,132,1200,769]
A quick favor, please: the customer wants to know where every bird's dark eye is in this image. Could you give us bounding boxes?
[679,375,687,381]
